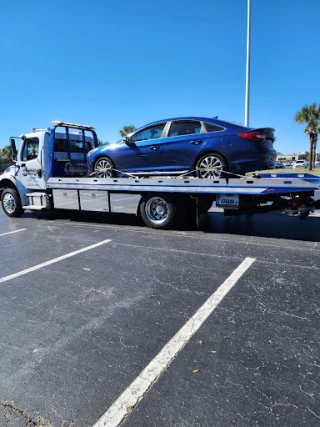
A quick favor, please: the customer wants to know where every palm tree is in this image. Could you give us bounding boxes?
[119,125,136,137]
[294,103,320,170]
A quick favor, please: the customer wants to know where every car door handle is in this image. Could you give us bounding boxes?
[190,140,203,145]
[150,146,160,150]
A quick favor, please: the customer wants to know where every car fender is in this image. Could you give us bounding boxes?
[192,139,229,166]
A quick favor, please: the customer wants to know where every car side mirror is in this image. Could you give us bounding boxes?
[124,136,134,146]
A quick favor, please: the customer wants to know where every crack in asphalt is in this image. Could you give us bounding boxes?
[0,401,50,427]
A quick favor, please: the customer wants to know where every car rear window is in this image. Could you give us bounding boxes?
[203,123,224,133]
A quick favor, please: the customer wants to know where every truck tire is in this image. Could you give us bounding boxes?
[1,188,24,217]
[139,194,182,229]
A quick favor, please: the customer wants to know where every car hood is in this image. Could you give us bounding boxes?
[101,141,124,151]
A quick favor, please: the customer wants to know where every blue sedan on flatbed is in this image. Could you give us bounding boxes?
[87,116,276,178]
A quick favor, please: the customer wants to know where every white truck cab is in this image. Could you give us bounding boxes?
[0,121,98,216]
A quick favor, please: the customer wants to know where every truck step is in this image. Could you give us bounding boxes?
[25,192,46,197]
[22,205,47,211]
[25,192,49,209]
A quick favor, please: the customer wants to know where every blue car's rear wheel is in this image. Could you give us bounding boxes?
[94,156,115,178]
[196,153,227,179]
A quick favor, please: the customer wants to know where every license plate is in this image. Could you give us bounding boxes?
[216,194,239,208]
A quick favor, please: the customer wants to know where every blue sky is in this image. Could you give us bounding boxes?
[1,0,319,155]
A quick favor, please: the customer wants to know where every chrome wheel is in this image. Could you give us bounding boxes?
[3,193,16,214]
[145,197,168,225]
[197,155,224,178]
[94,157,114,178]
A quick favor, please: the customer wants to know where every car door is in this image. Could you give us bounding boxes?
[114,123,166,172]
[157,120,204,171]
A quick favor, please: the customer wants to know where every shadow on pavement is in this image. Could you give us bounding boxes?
[204,211,320,242]
[21,209,320,242]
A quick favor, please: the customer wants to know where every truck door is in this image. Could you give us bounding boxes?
[17,136,46,190]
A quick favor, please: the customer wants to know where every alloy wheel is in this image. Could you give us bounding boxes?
[198,155,224,178]
[94,158,114,178]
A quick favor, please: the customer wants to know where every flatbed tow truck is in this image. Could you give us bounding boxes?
[0,121,319,229]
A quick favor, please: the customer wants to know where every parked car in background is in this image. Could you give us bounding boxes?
[293,159,308,169]
[274,161,285,169]
[88,117,276,178]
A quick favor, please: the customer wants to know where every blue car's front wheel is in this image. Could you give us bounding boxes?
[94,156,115,178]
[196,153,227,179]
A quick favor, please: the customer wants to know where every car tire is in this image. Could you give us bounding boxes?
[94,156,116,178]
[1,188,24,217]
[139,194,182,229]
[195,152,227,178]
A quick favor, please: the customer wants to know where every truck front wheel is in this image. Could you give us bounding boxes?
[139,194,182,229]
[1,188,24,217]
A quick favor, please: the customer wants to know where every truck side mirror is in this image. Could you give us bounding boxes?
[10,138,17,163]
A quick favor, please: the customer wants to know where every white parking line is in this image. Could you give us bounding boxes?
[93,257,256,427]
[0,228,26,237]
[0,239,112,284]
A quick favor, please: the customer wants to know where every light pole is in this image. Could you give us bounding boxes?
[244,0,251,127]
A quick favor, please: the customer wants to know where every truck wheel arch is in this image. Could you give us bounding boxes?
[0,179,18,196]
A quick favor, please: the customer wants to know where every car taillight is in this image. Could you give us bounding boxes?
[238,131,268,141]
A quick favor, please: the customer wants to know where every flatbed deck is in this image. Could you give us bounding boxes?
[47,175,319,195]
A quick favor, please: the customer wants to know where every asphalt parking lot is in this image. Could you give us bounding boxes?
[0,208,319,427]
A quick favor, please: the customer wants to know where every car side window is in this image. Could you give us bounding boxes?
[21,138,39,161]
[203,123,224,133]
[131,124,166,142]
[168,121,201,137]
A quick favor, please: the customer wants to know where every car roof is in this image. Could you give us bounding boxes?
[138,116,242,129]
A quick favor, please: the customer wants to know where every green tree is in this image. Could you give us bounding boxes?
[119,125,136,137]
[294,103,320,170]
[0,145,12,171]
[98,140,110,146]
